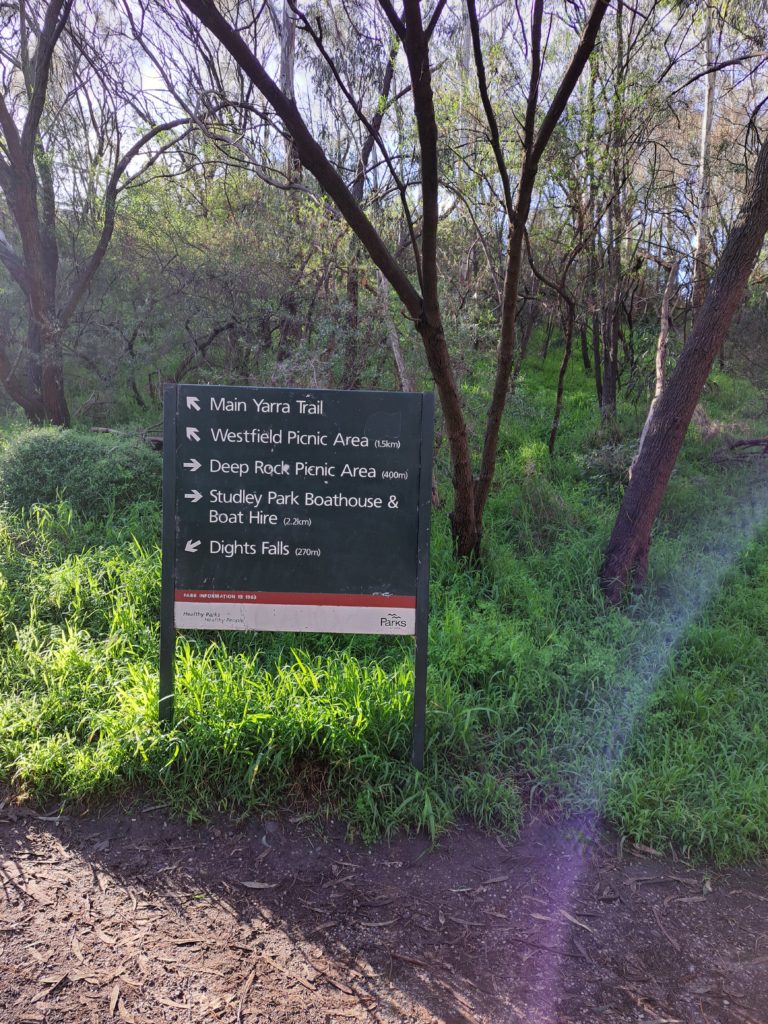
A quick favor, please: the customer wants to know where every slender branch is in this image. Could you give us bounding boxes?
[376,0,406,41]
[21,0,75,155]
[178,0,423,319]
[289,3,421,283]
[531,0,610,166]
[59,117,193,327]
[425,0,448,42]
[466,0,513,219]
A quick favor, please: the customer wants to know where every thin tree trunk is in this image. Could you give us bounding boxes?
[692,5,715,318]
[343,40,397,390]
[276,1,302,364]
[377,270,413,391]
[630,259,678,478]
[600,0,624,425]
[601,294,620,422]
[592,310,602,405]
[180,0,608,559]
[601,141,768,603]
[580,322,591,370]
[548,302,575,455]
[540,313,555,359]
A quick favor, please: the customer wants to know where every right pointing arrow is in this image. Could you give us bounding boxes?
[186,396,200,411]
[184,489,203,503]
[183,458,201,472]
[184,539,201,553]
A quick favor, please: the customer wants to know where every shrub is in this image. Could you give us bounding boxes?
[0,428,161,518]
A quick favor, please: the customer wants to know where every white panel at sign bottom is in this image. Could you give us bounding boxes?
[174,598,415,635]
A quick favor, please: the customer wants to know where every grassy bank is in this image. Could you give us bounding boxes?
[1,357,767,861]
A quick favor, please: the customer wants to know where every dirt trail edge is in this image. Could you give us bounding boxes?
[1,805,766,1024]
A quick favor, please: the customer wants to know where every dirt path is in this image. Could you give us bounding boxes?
[1,801,767,1024]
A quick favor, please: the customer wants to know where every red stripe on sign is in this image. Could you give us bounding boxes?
[174,590,416,608]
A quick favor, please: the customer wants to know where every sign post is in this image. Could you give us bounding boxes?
[160,384,434,768]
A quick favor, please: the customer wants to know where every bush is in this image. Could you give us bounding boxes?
[0,428,161,518]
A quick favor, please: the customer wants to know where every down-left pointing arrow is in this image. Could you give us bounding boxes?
[184,540,201,553]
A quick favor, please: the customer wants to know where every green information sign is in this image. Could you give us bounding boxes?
[160,384,434,767]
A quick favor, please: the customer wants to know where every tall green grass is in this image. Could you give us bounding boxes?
[1,356,767,860]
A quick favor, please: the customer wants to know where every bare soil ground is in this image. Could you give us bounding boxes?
[1,800,767,1024]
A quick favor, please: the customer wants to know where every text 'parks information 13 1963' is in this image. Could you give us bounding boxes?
[160,384,434,767]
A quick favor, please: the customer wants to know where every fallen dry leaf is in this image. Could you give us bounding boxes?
[118,1003,136,1023]
[559,909,596,934]
[156,995,191,1009]
[95,926,118,947]
[109,982,120,1017]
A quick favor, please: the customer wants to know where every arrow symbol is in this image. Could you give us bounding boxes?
[184,489,203,503]
[186,396,200,411]
[185,540,201,553]
[186,426,200,442]
[183,458,201,471]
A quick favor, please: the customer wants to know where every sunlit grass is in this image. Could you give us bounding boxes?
[1,353,767,859]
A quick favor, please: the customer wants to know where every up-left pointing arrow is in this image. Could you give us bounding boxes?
[186,426,200,442]
[185,540,201,552]
[186,396,200,411]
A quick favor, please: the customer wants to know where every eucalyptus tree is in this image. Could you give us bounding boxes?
[602,135,768,602]
[0,0,194,424]
[145,0,609,557]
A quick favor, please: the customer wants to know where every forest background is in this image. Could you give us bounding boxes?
[1,0,768,863]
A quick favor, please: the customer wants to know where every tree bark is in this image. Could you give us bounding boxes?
[548,301,575,455]
[591,310,603,405]
[691,5,716,318]
[377,271,413,392]
[580,322,591,371]
[601,140,768,603]
[630,259,678,478]
[179,0,607,559]
[343,38,397,390]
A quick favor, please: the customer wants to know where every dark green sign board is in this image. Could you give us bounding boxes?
[160,384,434,767]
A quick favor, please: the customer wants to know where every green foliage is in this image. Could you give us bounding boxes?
[0,428,161,518]
[606,537,768,862]
[1,357,768,861]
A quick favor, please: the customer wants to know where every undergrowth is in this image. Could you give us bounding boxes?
[1,357,767,862]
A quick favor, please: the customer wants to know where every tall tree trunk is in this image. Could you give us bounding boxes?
[691,5,716,318]
[377,270,413,391]
[343,40,397,390]
[630,259,678,478]
[276,1,302,364]
[457,4,473,292]
[539,312,555,359]
[601,292,620,421]
[41,326,69,425]
[592,310,603,405]
[600,0,624,425]
[548,301,575,455]
[514,287,537,378]
[180,0,607,559]
[580,322,591,370]
[601,141,768,603]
